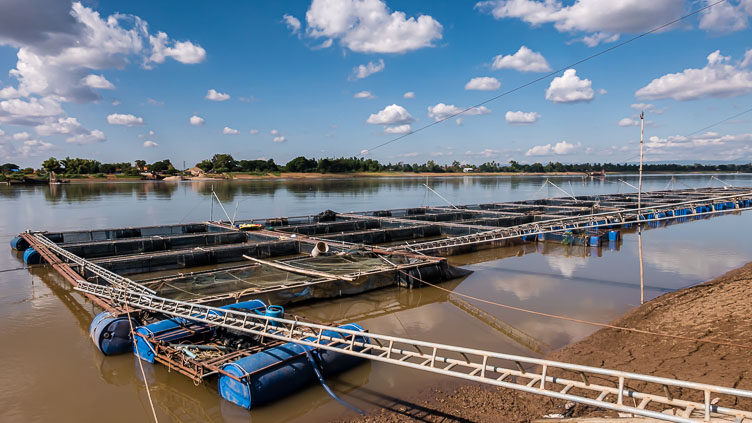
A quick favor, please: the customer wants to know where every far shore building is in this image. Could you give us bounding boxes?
[188,166,206,177]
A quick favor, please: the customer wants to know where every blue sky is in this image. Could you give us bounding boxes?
[1,0,751,168]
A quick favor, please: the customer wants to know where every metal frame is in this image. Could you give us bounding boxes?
[76,281,752,423]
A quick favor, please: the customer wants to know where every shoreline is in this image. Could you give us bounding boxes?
[344,262,752,422]
[4,170,748,184]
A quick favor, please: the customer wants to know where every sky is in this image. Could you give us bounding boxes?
[0,0,751,168]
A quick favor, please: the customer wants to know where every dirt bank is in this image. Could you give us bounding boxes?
[344,262,752,422]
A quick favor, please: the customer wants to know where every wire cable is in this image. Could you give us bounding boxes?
[396,269,752,350]
[685,106,752,137]
[126,303,160,423]
[361,0,728,155]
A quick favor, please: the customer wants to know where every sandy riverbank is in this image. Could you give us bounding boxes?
[345,262,752,422]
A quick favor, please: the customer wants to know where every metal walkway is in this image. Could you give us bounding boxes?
[395,190,752,254]
[75,280,752,423]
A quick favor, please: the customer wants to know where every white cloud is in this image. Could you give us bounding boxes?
[597,88,607,95]
[630,103,653,111]
[273,135,287,143]
[403,91,415,99]
[106,113,144,126]
[456,118,464,126]
[146,98,163,106]
[525,140,579,156]
[305,0,443,53]
[354,90,374,99]
[699,0,751,33]
[13,132,31,141]
[545,69,594,103]
[465,76,501,91]
[743,48,752,68]
[143,140,158,148]
[67,129,105,144]
[3,138,59,159]
[0,2,205,105]
[148,31,206,66]
[222,126,239,135]
[0,96,64,125]
[352,59,385,79]
[206,89,230,101]
[464,148,501,158]
[636,50,752,101]
[367,104,414,125]
[476,0,685,46]
[270,129,279,136]
[491,46,551,72]
[189,115,205,126]
[250,129,259,135]
[81,74,114,89]
[283,14,302,34]
[618,117,639,127]
[644,131,752,160]
[427,103,491,121]
[505,110,540,124]
[384,124,411,134]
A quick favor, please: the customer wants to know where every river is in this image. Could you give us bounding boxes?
[1,174,751,422]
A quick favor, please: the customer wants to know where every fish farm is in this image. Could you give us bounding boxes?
[10,186,752,421]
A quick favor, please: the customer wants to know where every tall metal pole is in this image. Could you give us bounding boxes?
[638,112,645,305]
[210,184,214,222]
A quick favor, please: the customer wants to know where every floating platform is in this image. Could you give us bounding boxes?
[10,186,752,412]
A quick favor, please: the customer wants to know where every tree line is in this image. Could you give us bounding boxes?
[3,155,751,178]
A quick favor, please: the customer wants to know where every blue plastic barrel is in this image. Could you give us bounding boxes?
[265,305,284,327]
[10,236,29,250]
[90,311,141,355]
[608,230,620,241]
[23,247,43,264]
[219,323,369,410]
[589,236,601,247]
[134,299,267,363]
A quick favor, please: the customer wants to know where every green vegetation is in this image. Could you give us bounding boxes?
[7,155,752,183]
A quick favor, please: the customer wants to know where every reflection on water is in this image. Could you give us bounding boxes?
[1,174,751,422]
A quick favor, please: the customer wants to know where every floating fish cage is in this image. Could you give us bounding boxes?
[10,186,752,410]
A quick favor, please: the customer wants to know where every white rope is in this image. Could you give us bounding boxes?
[422,184,458,209]
[126,303,160,423]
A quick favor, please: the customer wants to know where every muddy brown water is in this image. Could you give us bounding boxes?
[1,175,752,422]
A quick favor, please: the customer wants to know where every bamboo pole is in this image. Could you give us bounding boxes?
[638,111,645,305]
[242,255,355,281]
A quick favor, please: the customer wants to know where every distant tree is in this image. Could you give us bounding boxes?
[285,156,317,172]
[196,160,213,172]
[149,159,173,173]
[211,154,237,172]
[1,163,19,175]
[42,157,62,173]
[135,160,146,170]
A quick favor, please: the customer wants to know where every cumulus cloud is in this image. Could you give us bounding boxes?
[143,140,158,148]
[283,14,302,34]
[743,48,752,68]
[148,32,206,66]
[644,131,752,160]
[384,124,411,134]
[526,140,579,156]
[505,110,540,124]
[305,0,443,53]
[67,129,105,144]
[273,135,287,143]
[545,69,594,103]
[476,0,685,46]
[351,59,384,79]
[491,46,551,72]
[354,90,374,99]
[699,0,752,33]
[81,74,114,90]
[465,76,501,91]
[222,126,239,135]
[636,50,752,101]
[0,95,64,126]
[270,129,279,136]
[403,91,415,98]
[618,117,639,127]
[12,132,30,141]
[0,2,205,104]
[250,129,259,135]
[427,103,491,121]
[189,115,205,126]
[107,113,144,126]
[206,89,230,101]
[0,137,59,159]
[367,104,414,125]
